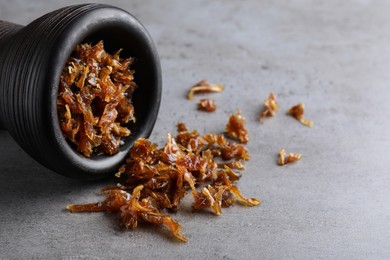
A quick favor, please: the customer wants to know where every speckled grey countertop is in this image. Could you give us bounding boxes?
[1,0,390,259]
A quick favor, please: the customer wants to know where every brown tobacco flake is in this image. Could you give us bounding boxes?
[192,170,259,215]
[278,148,302,166]
[187,80,224,100]
[225,110,249,144]
[67,185,187,242]
[218,160,245,170]
[288,103,314,127]
[258,92,278,121]
[197,98,217,112]
[57,40,137,157]
[67,119,259,242]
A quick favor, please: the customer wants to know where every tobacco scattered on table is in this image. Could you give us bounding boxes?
[278,148,302,166]
[225,110,249,144]
[187,80,224,100]
[67,118,259,242]
[288,103,314,127]
[258,92,278,121]
[57,40,137,157]
[197,98,217,112]
[67,185,187,242]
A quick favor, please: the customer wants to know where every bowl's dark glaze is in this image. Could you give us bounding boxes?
[0,4,162,180]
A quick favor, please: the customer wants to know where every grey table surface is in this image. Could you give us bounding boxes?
[1,0,390,259]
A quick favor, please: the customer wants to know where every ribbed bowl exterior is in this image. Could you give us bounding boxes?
[0,20,22,45]
[0,21,23,129]
[0,4,162,180]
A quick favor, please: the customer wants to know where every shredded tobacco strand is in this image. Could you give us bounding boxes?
[57,40,137,157]
[67,118,259,242]
[67,185,188,242]
[258,92,278,121]
[197,98,217,112]
[225,110,249,144]
[288,103,314,127]
[278,148,302,166]
[187,80,224,100]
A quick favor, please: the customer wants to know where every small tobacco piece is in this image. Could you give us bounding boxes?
[288,103,314,127]
[225,110,249,144]
[197,98,217,112]
[187,80,224,100]
[57,40,137,157]
[258,92,278,121]
[192,170,259,215]
[218,160,245,170]
[278,148,302,166]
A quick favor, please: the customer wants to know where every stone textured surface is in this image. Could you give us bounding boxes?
[1,0,390,259]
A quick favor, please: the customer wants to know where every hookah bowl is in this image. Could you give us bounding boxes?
[0,4,162,180]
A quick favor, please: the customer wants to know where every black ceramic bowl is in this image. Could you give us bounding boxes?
[0,4,161,180]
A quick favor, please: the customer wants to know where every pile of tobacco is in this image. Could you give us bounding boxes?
[60,40,313,242]
[67,112,260,242]
[57,41,137,157]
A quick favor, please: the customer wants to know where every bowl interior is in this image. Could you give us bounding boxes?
[48,6,161,178]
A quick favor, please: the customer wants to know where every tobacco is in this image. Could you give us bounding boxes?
[225,110,249,144]
[288,103,314,127]
[57,41,137,157]
[258,92,278,121]
[278,148,302,165]
[187,80,224,100]
[67,119,259,242]
[197,98,217,112]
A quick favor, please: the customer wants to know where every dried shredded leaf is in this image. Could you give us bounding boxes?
[218,160,245,170]
[288,103,314,127]
[197,98,217,112]
[57,40,137,157]
[187,80,224,100]
[278,148,302,166]
[68,185,187,242]
[258,92,278,121]
[67,116,259,242]
[225,110,249,144]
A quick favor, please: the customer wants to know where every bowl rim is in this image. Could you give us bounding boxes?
[45,4,161,179]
